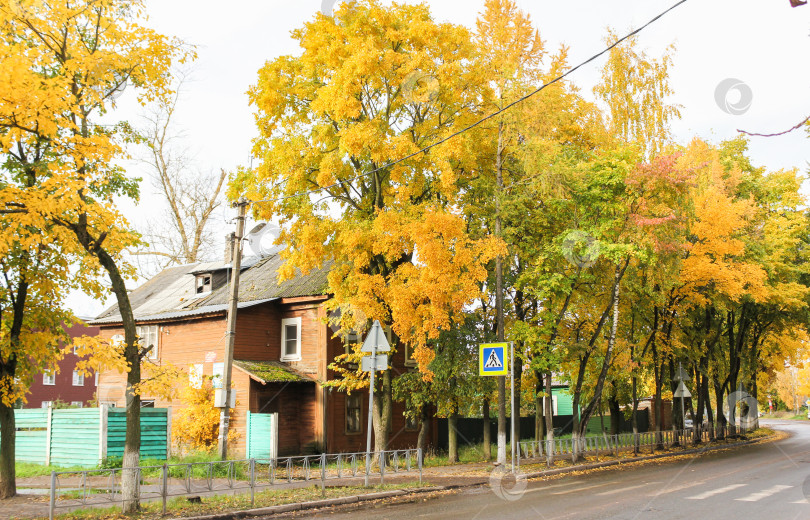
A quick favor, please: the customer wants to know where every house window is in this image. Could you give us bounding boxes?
[404,344,417,367]
[71,401,84,408]
[343,330,359,356]
[552,395,559,416]
[281,317,302,361]
[140,400,155,408]
[95,372,99,386]
[405,413,419,431]
[136,325,159,360]
[346,393,362,434]
[41,401,52,409]
[189,364,203,389]
[195,274,212,294]
[72,370,84,386]
[43,372,55,386]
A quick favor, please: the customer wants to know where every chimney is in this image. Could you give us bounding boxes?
[224,232,235,263]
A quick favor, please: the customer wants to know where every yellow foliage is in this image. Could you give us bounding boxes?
[171,379,238,454]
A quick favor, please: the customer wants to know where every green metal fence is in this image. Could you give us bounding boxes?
[0,407,169,467]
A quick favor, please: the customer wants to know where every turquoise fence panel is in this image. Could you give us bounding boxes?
[246,412,277,460]
[552,388,575,416]
[107,408,168,460]
[49,409,101,468]
[1,409,48,463]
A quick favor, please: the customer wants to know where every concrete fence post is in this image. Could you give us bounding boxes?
[98,405,108,465]
[320,453,327,491]
[249,458,256,507]
[418,449,423,486]
[45,405,53,466]
[48,470,56,520]
[161,463,168,515]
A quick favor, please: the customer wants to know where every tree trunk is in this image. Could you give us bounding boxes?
[372,372,392,455]
[512,360,523,446]
[535,376,545,445]
[631,375,639,455]
[0,401,15,499]
[714,382,727,440]
[94,249,141,513]
[448,412,459,464]
[483,399,491,460]
[608,386,621,436]
[417,408,430,454]
[544,372,554,467]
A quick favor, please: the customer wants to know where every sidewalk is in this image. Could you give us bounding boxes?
[2,433,777,520]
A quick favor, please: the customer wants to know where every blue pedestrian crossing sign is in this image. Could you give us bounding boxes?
[479,343,508,377]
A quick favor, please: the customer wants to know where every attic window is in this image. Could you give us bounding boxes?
[196,274,212,294]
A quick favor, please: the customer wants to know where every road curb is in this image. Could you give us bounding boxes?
[520,434,774,480]
[171,434,775,520]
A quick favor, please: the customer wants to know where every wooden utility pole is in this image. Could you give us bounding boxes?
[218,199,248,460]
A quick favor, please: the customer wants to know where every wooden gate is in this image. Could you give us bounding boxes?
[245,411,278,460]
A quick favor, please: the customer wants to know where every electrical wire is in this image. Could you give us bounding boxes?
[248,0,689,207]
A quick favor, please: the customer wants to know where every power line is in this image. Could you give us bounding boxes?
[249,0,689,207]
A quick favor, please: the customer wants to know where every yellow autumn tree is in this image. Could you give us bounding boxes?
[230,0,501,452]
[0,0,189,506]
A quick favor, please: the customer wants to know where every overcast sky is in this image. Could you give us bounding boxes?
[69,0,810,317]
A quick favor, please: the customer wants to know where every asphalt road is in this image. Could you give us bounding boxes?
[311,420,810,520]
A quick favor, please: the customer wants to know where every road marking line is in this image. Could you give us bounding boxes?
[790,499,808,504]
[647,480,705,496]
[735,485,793,502]
[687,483,746,500]
[522,480,586,494]
[552,482,616,495]
[597,482,659,496]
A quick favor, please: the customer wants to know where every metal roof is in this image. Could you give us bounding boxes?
[91,251,331,326]
[89,298,279,325]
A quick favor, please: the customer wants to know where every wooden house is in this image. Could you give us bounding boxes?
[90,252,425,457]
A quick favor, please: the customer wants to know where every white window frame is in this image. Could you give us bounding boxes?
[43,372,55,386]
[95,371,99,386]
[41,401,52,409]
[195,274,212,294]
[136,325,159,360]
[72,370,84,386]
[281,317,302,361]
[71,401,83,408]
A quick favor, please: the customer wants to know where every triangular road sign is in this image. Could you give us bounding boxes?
[673,381,692,398]
[361,320,391,352]
[674,365,690,382]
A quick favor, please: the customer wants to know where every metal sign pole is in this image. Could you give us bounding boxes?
[366,346,377,487]
[510,341,515,474]
[364,345,376,487]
